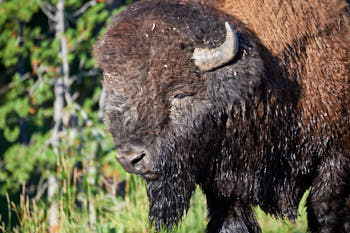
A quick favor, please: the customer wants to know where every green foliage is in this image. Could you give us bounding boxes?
[0,0,39,67]
[1,145,36,192]
[0,73,31,143]
[0,0,110,194]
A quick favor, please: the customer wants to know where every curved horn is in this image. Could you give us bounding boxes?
[192,22,239,71]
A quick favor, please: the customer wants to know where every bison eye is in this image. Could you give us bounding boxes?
[170,92,196,105]
[172,93,195,102]
[174,93,186,99]
[174,92,195,99]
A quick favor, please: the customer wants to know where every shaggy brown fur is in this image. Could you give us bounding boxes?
[94,0,350,232]
[199,0,350,129]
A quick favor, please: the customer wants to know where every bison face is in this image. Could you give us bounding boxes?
[94,0,264,230]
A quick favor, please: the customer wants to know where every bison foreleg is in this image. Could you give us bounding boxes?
[306,157,350,233]
[206,197,260,233]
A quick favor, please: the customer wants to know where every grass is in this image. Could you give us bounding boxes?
[0,159,308,233]
[256,190,309,233]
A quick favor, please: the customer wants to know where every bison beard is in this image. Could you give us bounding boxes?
[146,144,196,230]
[146,164,195,231]
[146,111,225,231]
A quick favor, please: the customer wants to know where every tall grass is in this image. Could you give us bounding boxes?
[0,154,308,233]
[256,191,309,233]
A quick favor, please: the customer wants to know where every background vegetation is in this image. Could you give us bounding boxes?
[0,0,308,232]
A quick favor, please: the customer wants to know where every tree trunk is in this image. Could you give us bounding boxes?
[49,75,64,232]
[48,0,70,231]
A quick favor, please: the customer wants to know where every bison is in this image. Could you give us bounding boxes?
[93,0,350,232]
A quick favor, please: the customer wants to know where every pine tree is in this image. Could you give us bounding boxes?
[0,0,125,230]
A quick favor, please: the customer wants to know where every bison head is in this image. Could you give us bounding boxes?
[94,0,264,230]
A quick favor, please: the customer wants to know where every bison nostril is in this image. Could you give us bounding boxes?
[131,153,146,166]
[116,149,153,176]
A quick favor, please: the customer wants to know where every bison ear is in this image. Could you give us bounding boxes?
[192,22,239,71]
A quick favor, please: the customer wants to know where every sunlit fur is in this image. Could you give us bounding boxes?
[94,0,350,232]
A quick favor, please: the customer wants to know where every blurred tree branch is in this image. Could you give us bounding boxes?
[73,0,96,17]
[36,0,57,22]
